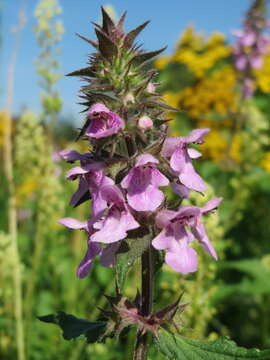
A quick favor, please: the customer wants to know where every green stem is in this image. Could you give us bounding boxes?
[4,2,27,359]
[133,246,154,360]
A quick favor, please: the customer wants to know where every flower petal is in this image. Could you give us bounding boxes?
[152,227,175,250]
[165,242,198,274]
[201,197,223,214]
[76,242,101,278]
[170,146,187,172]
[192,222,218,260]
[161,137,181,157]
[127,184,164,211]
[184,128,210,144]
[59,149,92,162]
[58,217,88,230]
[179,162,207,192]
[151,168,169,187]
[187,148,202,159]
[135,154,159,166]
[100,242,120,267]
[101,185,125,204]
[70,178,89,207]
[89,103,109,114]
[155,209,177,229]
[91,209,127,244]
[171,183,190,199]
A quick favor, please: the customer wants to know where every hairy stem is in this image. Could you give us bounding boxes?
[133,246,154,360]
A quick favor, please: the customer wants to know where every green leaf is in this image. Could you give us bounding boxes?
[156,329,270,359]
[116,228,152,290]
[38,311,107,343]
[213,259,270,303]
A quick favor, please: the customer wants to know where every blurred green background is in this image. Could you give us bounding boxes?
[1,1,270,359]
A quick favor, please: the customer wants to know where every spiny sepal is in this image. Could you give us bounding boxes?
[95,28,118,62]
[66,66,96,77]
[100,292,188,340]
[123,20,150,48]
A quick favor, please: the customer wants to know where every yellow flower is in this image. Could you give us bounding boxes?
[261,151,270,173]
[154,56,170,70]
[229,134,242,163]
[16,178,38,206]
[163,92,181,109]
[200,130,227,162]
[254,49,270,93]
[177,66,238,125]
[171,27,231,77]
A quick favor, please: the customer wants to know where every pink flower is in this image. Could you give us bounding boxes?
[59,149,93,163]
[90,185,140,244]
[66,161,114,214]
[58,218,119,277]
[162,129,209,193]
[233,29,256,47]
[121,154,169,212]
[85,103,124,138]
[152,198,223,274]
[138,115,153,131]
[146,82,155,93]
[242,77,255,99]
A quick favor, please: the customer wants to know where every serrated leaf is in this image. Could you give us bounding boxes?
[95,29,118,62]
[38,311,107,343]
[156,329,270,359]
[116,228,152,290]
[124,21,150,47]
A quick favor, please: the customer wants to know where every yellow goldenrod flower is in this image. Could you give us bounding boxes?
[154,56,170,70]
[261,151,270,173]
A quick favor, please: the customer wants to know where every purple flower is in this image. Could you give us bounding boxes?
[242,77,255,99]
[85,103,124,139]
[138,116,153,131]
[58,217,120,277]
[233,29,256,47]
[90,185,140,244]
[233,27,270,73]
[152,198,222,274]
[162,129,209,193]
[59,149,93,163]
[121,154,169,212]
[66,162,114,215]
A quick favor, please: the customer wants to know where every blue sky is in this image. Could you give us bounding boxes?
[1,0,251,121]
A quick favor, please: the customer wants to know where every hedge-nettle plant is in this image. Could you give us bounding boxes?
[39,8,270,360]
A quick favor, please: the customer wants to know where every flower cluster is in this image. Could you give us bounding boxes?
[59,107,222,277]
[58,9,222,279]
[233,0,270,98]
[155,27,231,77]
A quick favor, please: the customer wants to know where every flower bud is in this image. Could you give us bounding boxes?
[138,115,153,131]
[123,93,135,105]
[146,82,155,93]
